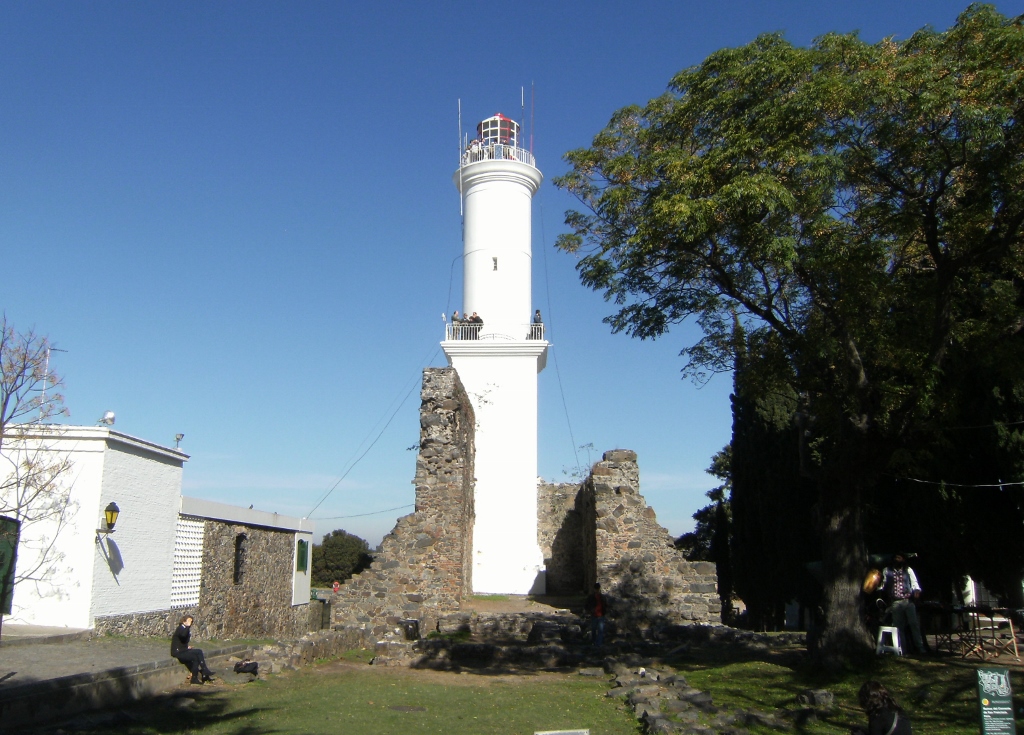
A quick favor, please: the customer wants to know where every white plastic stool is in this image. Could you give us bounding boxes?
[876,626,902,656]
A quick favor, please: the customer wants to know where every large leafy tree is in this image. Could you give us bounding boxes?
[556,5,1024,665]
[311,529,373,587]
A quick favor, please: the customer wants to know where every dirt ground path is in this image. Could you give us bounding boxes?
[459,595,580,615]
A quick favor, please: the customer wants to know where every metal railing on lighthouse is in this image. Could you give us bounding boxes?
[445,323,545,341]
[461,142,535,168]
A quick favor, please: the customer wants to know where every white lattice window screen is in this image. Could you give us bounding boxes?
[171,516,205,608]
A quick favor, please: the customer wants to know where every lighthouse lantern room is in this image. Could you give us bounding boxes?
[442,112,548,595]
[478,112,518,145]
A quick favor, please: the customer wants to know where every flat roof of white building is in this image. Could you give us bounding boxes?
[6,424,189,463]
[180,496,315,534]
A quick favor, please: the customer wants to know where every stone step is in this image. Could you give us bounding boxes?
[370,639,418,667]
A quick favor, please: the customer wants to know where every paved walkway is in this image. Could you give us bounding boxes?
[0,626,179,687]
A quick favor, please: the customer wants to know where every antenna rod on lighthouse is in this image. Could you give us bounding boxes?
[530,83,535,154]
[458,99,464,218]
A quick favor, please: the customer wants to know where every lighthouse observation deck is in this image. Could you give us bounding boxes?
[461,142,535,168]
[460,112,536,169]
[445,322,544,341]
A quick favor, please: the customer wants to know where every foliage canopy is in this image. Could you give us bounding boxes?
[311,528,373,587]
[556,5,1024,663]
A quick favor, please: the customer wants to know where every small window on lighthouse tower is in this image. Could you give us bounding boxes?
[493,257,498,271]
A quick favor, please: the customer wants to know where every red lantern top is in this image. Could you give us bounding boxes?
[476,113,519,147]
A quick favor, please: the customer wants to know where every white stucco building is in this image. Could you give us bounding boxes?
[1,425,314,632]
[442,113,548,594]
[1,426,186,628]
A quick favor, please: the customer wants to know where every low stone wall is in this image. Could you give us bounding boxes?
[94,607,198,638]
[330,368,475,638]
[246,628,374,672]
[435,610,582,642]
[606,661,792,734]
[0,643,249,731]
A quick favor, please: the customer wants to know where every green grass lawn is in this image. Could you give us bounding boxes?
[55,658,642,735]
[34,641,1024,735]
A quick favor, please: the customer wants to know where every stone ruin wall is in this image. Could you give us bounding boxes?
[193,520,313,640]
[539,450,721,631]
[328,366,718,641]
[330,367,475,638]
[536,481,585,595]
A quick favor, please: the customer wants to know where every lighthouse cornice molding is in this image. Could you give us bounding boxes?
[454,160,544,195]
[441,340,549,359]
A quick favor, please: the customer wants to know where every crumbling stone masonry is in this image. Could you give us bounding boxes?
[539,450,721,631]
[329,368,719,642]
[537,481,586,595]
[330,367,475,637]
[193,519,312,640]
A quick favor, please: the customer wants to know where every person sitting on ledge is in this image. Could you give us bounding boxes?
[171,615,215,685]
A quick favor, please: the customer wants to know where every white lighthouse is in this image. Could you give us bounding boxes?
[442,113,548,595]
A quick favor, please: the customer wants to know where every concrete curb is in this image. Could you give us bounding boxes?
[0,644,249,732]
[0,630,94,648]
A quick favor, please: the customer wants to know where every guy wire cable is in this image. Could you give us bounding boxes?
[315,503,415,521]
[306,343,441,518]
[537,196,583,480]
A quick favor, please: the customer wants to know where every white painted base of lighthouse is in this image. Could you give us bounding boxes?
[442,339,548,595]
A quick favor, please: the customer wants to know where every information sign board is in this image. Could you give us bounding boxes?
[0,516,20,616]
[978,667,1017,735]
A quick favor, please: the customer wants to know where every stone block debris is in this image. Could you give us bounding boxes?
[604,660,793,734]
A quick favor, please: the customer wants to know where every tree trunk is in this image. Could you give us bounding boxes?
[812,475,874,669]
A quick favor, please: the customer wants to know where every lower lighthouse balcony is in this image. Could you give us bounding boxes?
[445,322,545,341]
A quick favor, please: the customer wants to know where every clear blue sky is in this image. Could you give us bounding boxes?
[3,1,1018,546]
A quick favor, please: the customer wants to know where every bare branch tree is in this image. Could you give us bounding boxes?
[0,315,76,590]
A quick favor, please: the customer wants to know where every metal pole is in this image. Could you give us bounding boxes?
[38,347,67,422]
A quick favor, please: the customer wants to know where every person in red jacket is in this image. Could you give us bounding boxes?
[585,582,607,647]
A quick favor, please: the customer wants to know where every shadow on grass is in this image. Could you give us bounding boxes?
[669,637,1018,734]
[26,687,280,735]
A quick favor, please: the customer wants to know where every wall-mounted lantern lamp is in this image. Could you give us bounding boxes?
[96,502,120,539]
